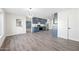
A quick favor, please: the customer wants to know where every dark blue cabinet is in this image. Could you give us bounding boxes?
[32,17,38,24]
[32,27,39,32]
[32,17,47,24]
[39,19,47,24]
[32,17,47,33]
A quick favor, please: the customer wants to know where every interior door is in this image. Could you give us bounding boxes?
[68,10,79,41]
[58,9,79,41]
[58,11,68,39]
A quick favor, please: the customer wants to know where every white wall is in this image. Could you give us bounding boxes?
[58,10,68,39]
[58,9,79,41]
[0,9,6,47]
[6,14,26,36]
[0,13,3,36]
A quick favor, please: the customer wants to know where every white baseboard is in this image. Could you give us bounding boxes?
[58,37,79,42]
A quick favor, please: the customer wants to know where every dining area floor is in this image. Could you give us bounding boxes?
[1,31,79,51]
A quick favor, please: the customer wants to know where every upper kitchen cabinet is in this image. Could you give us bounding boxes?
[32,17,39,24]
[39,19,47,24]
[32,17,47,24]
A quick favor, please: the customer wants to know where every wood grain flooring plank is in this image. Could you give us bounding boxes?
[1,31,79,51]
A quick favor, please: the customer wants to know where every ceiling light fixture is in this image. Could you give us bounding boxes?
[27,8,32,16]
[29,8,32,10]
[27,8,32,11]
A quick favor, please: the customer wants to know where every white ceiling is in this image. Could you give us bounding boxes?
[3,8,64,19]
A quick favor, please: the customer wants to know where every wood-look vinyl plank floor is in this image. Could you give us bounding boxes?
[1,31,79,51]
